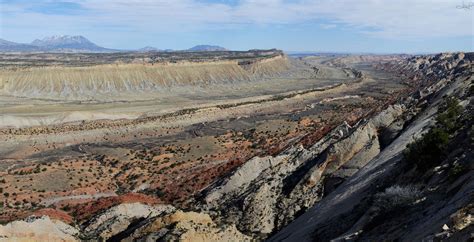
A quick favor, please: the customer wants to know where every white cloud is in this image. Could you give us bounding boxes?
[1,0,473,40]
[309,0,473,38]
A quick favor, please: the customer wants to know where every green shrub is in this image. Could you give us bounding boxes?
[436,97,462,132]
[404,97,463,170]
[468,85,474,96]
[449,163,468,179]
[404,127,449,170]
[155,189,165,198]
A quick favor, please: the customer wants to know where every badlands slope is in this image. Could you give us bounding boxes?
[0,50,354,128]
[0,52,289,101]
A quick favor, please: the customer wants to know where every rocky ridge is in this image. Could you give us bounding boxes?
[270,52,473,241]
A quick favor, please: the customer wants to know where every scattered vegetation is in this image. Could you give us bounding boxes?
[404,97,463,171]
[449,162,468,179]
[469,80,474,96]
[374,185,421,212]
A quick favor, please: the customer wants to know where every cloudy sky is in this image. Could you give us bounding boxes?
[1,0,473,52]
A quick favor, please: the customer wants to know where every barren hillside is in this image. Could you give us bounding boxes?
[0,51,290,100]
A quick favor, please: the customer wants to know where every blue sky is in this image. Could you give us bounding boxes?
[1,0,473,53]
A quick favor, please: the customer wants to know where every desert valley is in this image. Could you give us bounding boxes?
[0,36,471,241]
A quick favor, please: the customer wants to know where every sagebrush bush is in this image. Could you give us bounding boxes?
[374,185,421,212]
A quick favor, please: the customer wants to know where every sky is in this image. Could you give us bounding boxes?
[1,0,473,53]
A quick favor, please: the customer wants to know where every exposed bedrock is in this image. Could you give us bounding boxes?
[0,55,290,100]
[270,52,473,241]
[0,202,252,242]
[199,101,410,237]
[83,203,175,240]
[0,216,79,242]
[194,52,473,240]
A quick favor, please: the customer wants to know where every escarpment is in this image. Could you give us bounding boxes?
[0,54,290,100]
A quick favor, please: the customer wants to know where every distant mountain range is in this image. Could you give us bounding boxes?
[187,45,228,52]
[0,39,42,52]
[137,46,174,52]
[0,35,228,53]
[30,35,110,52]
[137,46,160,52]
[138,45,227,53]
[0,35,113,53]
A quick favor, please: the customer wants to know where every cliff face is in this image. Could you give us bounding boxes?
[0,55,290,100]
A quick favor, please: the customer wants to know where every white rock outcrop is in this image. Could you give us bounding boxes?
[84,203,175,239]
[0,216,79,242]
